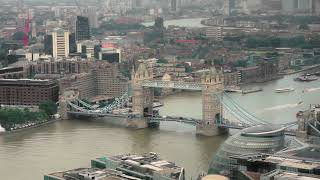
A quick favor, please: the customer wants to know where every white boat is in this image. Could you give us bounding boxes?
[0,125,5,133]
[275,87,295,93]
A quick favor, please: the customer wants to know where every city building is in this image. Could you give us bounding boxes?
[224,0,230,16]
[91,152,185,180]
[206,26,223,41]
[60,62,128,103]
[44,32,76,57]
[0,66,27,79]
[297,0,312,12]
[237,60,279,84]
[99,47,121,63]
[281,0,298,13]
[83,7,98,29]
[171,0,178,11]
[230,146,320,179]
[0,79,59,106]
[208,125,286,178]
[28,59,90,76]
[51,29,70,58]
[75,16,90,41]
[45,152,185,180]
[105,0,133,14]
[313,0,320,15]
[45,168,136,180]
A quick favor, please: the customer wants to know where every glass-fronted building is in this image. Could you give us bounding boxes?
[208,125,286,179]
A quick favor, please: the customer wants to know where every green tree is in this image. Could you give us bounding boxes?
[12,31,25,41]
[39,101,58,116]
[157,59,168,64]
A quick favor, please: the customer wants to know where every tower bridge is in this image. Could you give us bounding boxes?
[62,63,298,136]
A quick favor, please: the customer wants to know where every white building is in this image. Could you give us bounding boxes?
[52,29,70,58]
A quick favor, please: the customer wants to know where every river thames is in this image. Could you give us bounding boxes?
[1,73,320,180]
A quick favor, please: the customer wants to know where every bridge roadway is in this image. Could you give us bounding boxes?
[67,111,297,136]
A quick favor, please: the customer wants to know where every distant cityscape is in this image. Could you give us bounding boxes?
[1,0,320,180]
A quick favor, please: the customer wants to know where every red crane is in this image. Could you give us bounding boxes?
[23,11,30,47]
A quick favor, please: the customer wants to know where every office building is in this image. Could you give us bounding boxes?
[224,0,230,16]
[83,7,98,29]
[52,29,70,58]
[99,47,121,63]
[0,79,59,106]
[75,16,90,41]
[44,32,76,57]
[298,0,312,12]
[206,26,223,41]
[281,0,298,13]
[313,0,320,15]
[171,0,177,11]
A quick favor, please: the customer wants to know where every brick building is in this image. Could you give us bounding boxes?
[60,63,128,103]
[0,79,59,106]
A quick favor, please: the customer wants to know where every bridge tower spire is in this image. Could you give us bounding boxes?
[197,68,228,136]
[132,63,154,118]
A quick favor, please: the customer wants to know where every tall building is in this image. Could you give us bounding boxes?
[224,0,230,16]
[83,7,98,29]
[313,0,320,15]
[298,0,312,12]
[44,33,76,56]
[52,29,70,58]
[171,0,177,11]
[76,16,91,41]
[282,0,298,13]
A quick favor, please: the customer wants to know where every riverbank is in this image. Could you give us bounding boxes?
[279,64,320,75]
[0,118,61,135]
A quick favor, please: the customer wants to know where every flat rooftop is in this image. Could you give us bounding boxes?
[96,152,184,180]
[46,168,140,180]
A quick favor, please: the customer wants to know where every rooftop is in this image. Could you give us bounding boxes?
[95,152,184,180]
[46,168,140,180]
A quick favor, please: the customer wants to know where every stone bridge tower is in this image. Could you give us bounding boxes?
[197,68,228,136]
[132,63,154,117]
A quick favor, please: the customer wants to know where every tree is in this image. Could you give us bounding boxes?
[157,59,168,64]
[299,23,309,30]
[12,31,25,41]
[39,101,58,116]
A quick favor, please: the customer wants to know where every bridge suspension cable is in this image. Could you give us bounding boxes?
[221,101,258,126]
[222,92,269,125]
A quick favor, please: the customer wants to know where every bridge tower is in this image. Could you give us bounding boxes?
[132,63,154,118]
[197,68,228,136]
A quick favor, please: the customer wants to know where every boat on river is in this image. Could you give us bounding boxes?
[294,74,318,82]
[275,87,295,93]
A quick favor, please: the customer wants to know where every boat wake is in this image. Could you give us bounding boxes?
[304,87,320,93]
[262,102,304,111]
